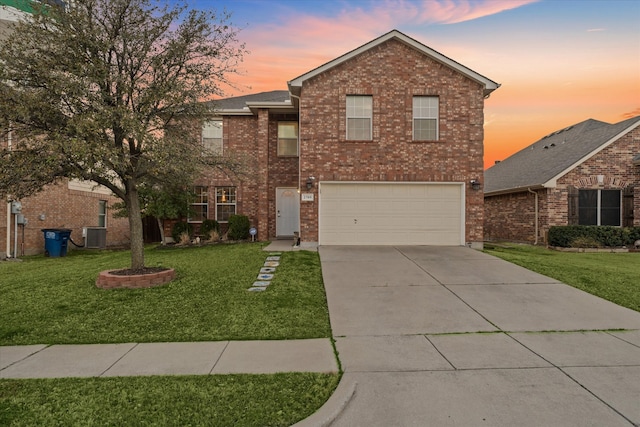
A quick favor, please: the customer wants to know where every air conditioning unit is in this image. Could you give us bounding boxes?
[83,227,107,249]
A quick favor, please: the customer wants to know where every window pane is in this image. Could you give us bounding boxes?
[601,190,621,226]
[347,96,372,140]
[191,205,208,222]
[414,118,437,140]
[278,122,298,156]
[278,138,298,156]
[413,96,438,140]
[203,120,223,154]
[216,204,236,222]
[578,190,597,225]
[347,118,371,140]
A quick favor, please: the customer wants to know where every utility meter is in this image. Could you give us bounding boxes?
[11,201,22,214]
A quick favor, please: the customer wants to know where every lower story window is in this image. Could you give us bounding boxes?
[98,200,107,227]
[578,189,621,226]
[189,186,208,223]
[216,187,236,222]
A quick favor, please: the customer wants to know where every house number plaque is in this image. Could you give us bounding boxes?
[301,193,314,202]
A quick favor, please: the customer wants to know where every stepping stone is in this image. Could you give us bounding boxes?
[264,261,279,267]
[247,287,266,292]
[266,256,280,261]
[257,274,274,280]
[252,281,271,287]
[260,267,276,273]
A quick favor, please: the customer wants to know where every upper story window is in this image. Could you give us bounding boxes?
[578,189,621,226]
[346,95,372,140]
[277,122,298,156]
[413,96,439,141]
[189,186,208,223]
[202,120,223,154]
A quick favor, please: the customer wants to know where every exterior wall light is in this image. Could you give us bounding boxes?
[470,179,481,191]
[306,176,315,190]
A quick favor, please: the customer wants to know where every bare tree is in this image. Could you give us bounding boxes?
[0,0,246,270]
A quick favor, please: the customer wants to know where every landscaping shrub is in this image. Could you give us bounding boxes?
[227,215,250,240]
[200,219,220,240]
[548,225,640,248]
[171,221,193,242]
[569,236,602,248]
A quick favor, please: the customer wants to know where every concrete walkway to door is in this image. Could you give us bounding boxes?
[297,246,640,427]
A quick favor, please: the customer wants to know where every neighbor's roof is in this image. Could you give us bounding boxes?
[206,90,292,115]
[288,29,500,98]
[484,116,640,195]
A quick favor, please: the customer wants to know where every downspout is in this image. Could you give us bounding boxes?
[6,127,12,258]
[290,92,302,242]
[528,188,539,245]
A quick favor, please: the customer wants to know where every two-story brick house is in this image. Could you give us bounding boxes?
[183,30,500,248]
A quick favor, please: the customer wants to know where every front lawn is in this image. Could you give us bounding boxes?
[0,373,339,427]
[0,243,338,426]
[0,243,331,345]
[484,243,640,312]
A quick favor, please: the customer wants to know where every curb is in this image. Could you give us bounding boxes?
[292,376,357,427]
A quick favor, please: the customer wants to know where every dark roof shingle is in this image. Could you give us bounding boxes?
[485,116,640,194]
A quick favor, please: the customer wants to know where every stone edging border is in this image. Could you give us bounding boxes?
[96,268,176,289]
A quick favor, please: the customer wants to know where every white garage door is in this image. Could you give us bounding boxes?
[319,182,464,245]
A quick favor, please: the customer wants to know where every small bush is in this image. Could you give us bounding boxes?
[227,215,250,241]
[200,219,220,240]
[207,230,220,243]
[171,221,193,242]
[176,232,191,246]
[569,236,602,248]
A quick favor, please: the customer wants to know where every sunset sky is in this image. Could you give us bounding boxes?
[192,0,640,168]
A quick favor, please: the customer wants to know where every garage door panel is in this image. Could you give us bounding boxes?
[320,183,464,246]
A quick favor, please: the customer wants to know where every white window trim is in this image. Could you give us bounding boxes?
[188,186,208,223]
[98,200,107,227]
[346,95,372,141]
[277,121,299,156]
[215,187,237,223]
[202,120,223,155]
[412,96,439,141]
[579,189,621,226]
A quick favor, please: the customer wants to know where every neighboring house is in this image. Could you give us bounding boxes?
[0,1,129,258]
[484,116,640,244]
[175,29,500,248]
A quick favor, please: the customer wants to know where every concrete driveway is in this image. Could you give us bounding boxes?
[312,246,640,426]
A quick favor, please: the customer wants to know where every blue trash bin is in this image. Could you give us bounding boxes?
[42,228,72,257]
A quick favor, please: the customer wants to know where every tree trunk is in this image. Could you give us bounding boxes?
[126,180,145,270]
[156,217,166,245]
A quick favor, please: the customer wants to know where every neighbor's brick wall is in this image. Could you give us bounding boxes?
[0,179,129,257]
[484,126,640,243]
[298,38,487,243]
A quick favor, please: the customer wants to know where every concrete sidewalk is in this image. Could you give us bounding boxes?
[0,339,338,378]
[306,246,640,427]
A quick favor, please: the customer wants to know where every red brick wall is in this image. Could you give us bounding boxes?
[298,38,486,243]
[484,127,640,243]
[1,179,129,257]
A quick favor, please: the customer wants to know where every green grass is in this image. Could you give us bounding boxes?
[0,243,339,426]
[0,373,340,427]
[484,243,640,312]
[0,243,331,345]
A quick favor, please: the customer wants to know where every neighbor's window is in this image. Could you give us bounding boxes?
[413,96,439,141]
[346,95,372,140]
[278,122,298,156]
[189,186,208,223]
[215,187,236,222]
[98,200,107,227]
[202,120,223,154]
[578,189,621,226]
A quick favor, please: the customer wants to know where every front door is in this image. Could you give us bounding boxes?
[276,188,300,237]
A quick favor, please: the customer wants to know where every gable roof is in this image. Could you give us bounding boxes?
[484,116,640,195]
[206,90,291,115]
[287,29,500,98]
